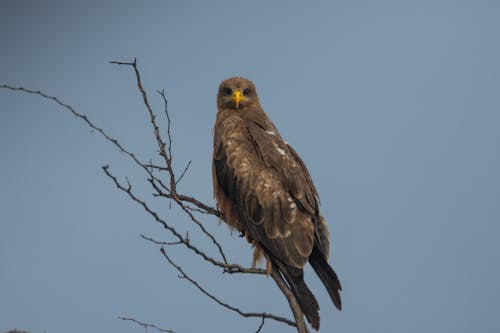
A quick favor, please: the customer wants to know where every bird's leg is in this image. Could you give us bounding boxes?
[252,244,263,268]
[251,243,272,275]
[265,253,273,276]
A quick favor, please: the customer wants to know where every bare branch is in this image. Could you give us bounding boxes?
[255,317,265,333]
[140,234,183,246]
[0,84,144,167]
[111,59,175,191]
[148,177,228,263]
[170,193,221,217]
[110,60,227,262]
[118,316,175,333]
[145,163,169,171]
[157,89,173,163]
[103,165,262,275]
[0,82,226,262]
[160,247,296,328]
[109,60,136,66]
[175,160,192,185]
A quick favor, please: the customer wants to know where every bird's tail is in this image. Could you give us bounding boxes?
[309,246,342,311]
[275,261,321,330]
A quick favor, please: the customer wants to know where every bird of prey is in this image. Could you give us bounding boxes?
[212,77,342,330]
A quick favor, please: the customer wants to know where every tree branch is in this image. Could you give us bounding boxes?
[0,82,225,261]
[102,166,228,270]
[159,247,296,329]
[110,59,174,191]
[118,316,175,333]
[110,59,228,262]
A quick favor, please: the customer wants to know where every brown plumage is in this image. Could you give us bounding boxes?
[212,77,342,330]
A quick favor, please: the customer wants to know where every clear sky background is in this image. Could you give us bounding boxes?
[1,1,499,332]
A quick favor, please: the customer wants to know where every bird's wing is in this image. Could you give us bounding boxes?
[213,116,320,268]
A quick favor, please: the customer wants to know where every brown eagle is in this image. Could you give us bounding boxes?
[212,77,342,330]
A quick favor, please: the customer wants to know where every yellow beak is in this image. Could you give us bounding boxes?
[231,90,243,109]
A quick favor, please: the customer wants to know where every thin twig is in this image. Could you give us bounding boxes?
[175,160,192,185]
[103,165,262,275]
[145,163,169,171]
[111,60,174,189]
[183,204,215,215]
[0,83,226,260]
[160,247,296,328]
[255,317,266,333]
[157,89,173,163]
[140,234,183,246]
[110,60,227,261]
[118,316,175,333]
[148,177,228,263]
[169,193,221,217]
[0,84,144,167]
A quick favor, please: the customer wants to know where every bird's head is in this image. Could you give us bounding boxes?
[217,77,259,111]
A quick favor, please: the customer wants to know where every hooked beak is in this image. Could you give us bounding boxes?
[231,90,243,109]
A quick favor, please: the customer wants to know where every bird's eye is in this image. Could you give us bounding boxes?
[223,87,232,95]
[243,88,251,95]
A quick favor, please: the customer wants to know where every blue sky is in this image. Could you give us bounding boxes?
[1,1,499,332]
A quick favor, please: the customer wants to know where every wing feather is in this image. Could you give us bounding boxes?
[213,112,325,268]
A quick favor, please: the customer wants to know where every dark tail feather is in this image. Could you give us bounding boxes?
[309,247,342,310]
[275,260,321,330]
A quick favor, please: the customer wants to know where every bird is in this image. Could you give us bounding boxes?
[212,77,341,330]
